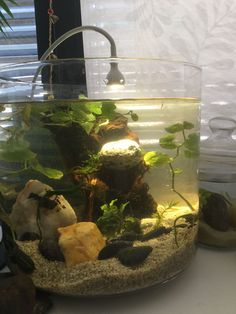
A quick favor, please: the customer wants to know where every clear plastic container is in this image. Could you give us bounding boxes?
[0,58,201,295]
[199,116,236,248]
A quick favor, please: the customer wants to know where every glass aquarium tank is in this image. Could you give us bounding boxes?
[199,116,236,248]
[0,58,201,295]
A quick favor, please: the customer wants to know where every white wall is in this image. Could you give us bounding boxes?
[81,0,236,138]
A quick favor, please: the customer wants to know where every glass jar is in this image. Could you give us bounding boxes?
[0,58,201,295]
[199,116,236,248]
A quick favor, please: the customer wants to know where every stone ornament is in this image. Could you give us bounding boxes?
[10,180,77,241]
[58,222,105,267]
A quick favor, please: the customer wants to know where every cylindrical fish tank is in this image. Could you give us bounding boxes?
[0,58,201,296]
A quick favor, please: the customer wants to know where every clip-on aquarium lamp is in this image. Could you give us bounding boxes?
[40,25,125,86]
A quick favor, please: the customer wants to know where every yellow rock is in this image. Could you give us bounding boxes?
[58,222,105,267]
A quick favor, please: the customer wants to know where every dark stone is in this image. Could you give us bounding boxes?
[0,273,36,314]
[202,193,231,231]
[47,123,100,169]
[9,245,35,274]
[141,227,172,242]
[20,232,40,241]
[38,238,64,262]
[2,224,35,274]
[0,221,6,270]
[34,290,53,314]
[98,241,133,260]
[0,241,6,270]
[117,246,153,267]
[113,231,141,242]
[126,180,157,218]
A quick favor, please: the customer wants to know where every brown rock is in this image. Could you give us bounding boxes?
[58,222,105,267]
[98,115,139,143]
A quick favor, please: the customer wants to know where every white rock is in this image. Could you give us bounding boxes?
[10,180,77,240]
[99,139,141,169]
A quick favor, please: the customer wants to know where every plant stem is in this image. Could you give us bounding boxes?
[36,203,43,243]
[168,163,194,211]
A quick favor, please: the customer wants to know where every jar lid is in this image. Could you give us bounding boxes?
[199,117,236,182]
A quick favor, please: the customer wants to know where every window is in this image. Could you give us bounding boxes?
[0,0,37,66]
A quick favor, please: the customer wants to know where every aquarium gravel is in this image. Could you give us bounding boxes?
[17,226,197,296]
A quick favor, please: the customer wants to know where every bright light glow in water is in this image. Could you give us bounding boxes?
[128,121,165,127]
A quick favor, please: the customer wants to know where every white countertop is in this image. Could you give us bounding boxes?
[50,246,236,314]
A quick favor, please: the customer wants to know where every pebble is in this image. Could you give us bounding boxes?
[141,226,172,241]
[117,246,153,267]
[99,139,141,170]
[38,239,64,262]
[98,241,133,260]
[202,193,230,231]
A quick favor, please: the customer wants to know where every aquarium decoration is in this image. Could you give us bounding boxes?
[0,26,200,296]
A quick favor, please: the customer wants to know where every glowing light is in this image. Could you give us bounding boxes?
[105,83,125,91]
[118,104,162,110]
[128,121,165,127]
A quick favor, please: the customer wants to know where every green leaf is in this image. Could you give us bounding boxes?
[184,133,199,158]
[183,121,194,130]
[72,109,96,122]
[144,151,172,167]
[131,112,139,121]
[0,138,36,162]
[184,133,199,150]
[199,189,213,208]
[50,111,72,123]
[173,168,183,174]
[0,0,14,17]
[22,104,31,126]
[165,123,184,133]
[76,154,101,174]
[120,201,129,213]
[0,149,36,163]
[101,101,117,118]
[80,121,94,134]
[184,149,199,159]
[32,163,63,179]
[0,11,10,28]
[159,134,178,149]
[97,199,129,237]
[85,102,102,115]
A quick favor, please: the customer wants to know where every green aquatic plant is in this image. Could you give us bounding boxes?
[144,121,199,211]
[72,153,102,176]
[152,200,179,228]
[0,98,138,181]
[144,121,199,246]
[0,126,63,179]
[97,199,140,238]
[44,100,117,134]
[173,212,198,247]
[41,100,139,133]
[124,110,139,122]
